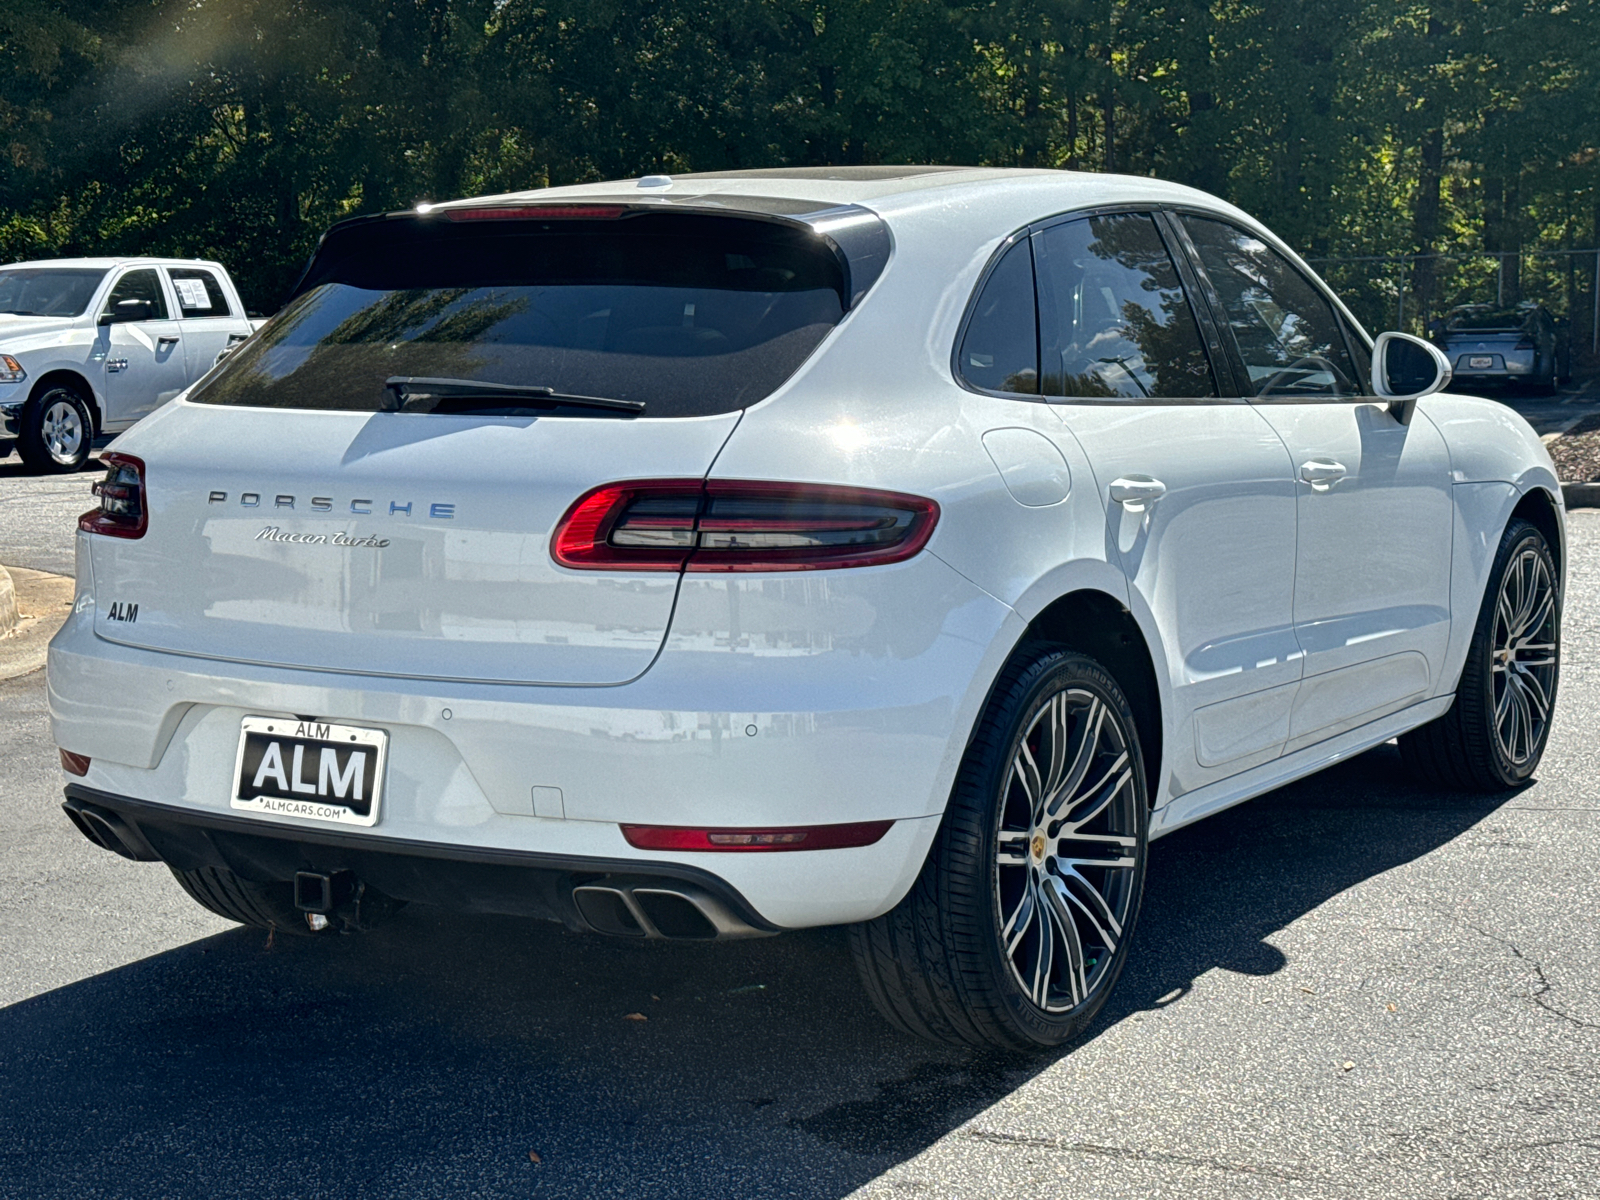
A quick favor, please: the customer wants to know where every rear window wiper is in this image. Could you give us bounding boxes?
[383,376,645,417]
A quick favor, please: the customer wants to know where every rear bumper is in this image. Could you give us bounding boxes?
[64,784,778,937]
[48,544,1020,927]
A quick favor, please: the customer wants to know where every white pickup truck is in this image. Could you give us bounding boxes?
[0,257,263,471]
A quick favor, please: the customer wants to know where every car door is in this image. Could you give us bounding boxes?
[165,265,248,382]
[1173,213,1454,752]
[97,267,188,428]
[1031,210,1302,798]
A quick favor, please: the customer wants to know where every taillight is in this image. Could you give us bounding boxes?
[619,821,894,852]
[1514,337,1536,350]
[78,453,147,539]
[551,480,938,572]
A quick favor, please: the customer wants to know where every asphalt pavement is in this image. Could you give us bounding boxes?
[2,438,1599,1199]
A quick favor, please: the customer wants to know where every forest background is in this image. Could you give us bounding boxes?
[2,0,1598,351]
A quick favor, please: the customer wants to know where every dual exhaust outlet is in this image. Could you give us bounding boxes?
[571,880,770,941]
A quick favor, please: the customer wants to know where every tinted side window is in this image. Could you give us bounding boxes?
[1181,217,1359,398]
[958,238,1038,395]
[1035,213,1215,399]
[102,269,169,321]
[169,268,232,318]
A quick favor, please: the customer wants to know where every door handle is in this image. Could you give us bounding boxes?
[1299,459,1348,491]
[157,335,180,348]
[1109,475,1167,512]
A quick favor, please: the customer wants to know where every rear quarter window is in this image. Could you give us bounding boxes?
[191,214,848,419]
[168,268,232,318]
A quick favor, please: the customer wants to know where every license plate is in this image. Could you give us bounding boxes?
[1469,356,1494,369]
[232,716,387,827]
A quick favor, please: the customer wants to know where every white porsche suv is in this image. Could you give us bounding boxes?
[49,167,1564,1050]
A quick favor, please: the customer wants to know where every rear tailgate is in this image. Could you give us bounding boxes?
[90,406,737,684]
[83,203,878,684]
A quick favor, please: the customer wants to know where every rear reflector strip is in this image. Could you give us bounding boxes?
[552,480,938,572]
[59,749,91,777]
[620,821,894,852]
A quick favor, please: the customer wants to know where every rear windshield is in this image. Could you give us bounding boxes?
[0,267,109,317]
[191,214,846,418]
[1444,308,1531,333]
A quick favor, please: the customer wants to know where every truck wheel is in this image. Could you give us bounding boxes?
[17,385,94,473]
[850,648,1149,1050]
[1400,518,1560,791]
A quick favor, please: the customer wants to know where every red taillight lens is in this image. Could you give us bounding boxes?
[551,480,938,573]
[59,749,91,776]
[444,205,625,221]
[78,453,147,539]
[1514,337,1536,350]
[619,821,894,852]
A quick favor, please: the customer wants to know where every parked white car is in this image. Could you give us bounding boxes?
[0,256,260,471]
[49,168,1564,1050]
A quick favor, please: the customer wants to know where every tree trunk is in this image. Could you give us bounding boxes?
[1066,91,1078,169]
[1409,124,1444,332]
[1101,43,1115,172]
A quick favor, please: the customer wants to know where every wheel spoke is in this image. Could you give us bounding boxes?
[1059,756,1132,828]
[1041,878,1088,1005]
[1517,668,1551,724]
[1012,741,1043,820]
[1518,589,1554,643]
[1029,885,1055,1008]
[1043,697,1103,818]
[1507,678,1532,762]
[1001,876,1038,955]
[1055,866,1124,951]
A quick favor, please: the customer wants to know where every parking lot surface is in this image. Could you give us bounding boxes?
[2,445,1598,1199]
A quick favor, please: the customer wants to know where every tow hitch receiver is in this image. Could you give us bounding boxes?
[294,870,353,914]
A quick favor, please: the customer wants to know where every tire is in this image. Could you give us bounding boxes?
[170,865,317,935]
[1400,517,1560,791]
[17,384,94,473]
[850,648,1149,1051]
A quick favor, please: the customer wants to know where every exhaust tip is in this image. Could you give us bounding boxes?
[572,879,769,941]
[572,886,647,937]
[61,798,159,862]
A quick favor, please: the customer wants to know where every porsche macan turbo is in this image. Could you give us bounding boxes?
[50,166,1563,1049]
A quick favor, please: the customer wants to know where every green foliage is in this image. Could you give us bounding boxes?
[0,0,1595,332]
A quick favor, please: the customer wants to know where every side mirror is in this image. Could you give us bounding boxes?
[98,298,155,326]
[1371,331,1451,423]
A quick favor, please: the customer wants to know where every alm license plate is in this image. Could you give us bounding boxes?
[232,716,387,827]
[1469,355,1494,369]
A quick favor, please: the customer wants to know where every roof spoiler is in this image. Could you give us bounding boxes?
[289,198,892,312]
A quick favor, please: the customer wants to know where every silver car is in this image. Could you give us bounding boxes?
[1434,303,1566,394]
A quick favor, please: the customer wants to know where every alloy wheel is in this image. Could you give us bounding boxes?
[1491,545,1558,766]
[994,686,1141,1013]
[41,398,85,465]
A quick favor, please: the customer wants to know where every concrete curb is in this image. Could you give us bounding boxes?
[1563,482,1600,509]
[0,566,74,681]
[0,564,14,638]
